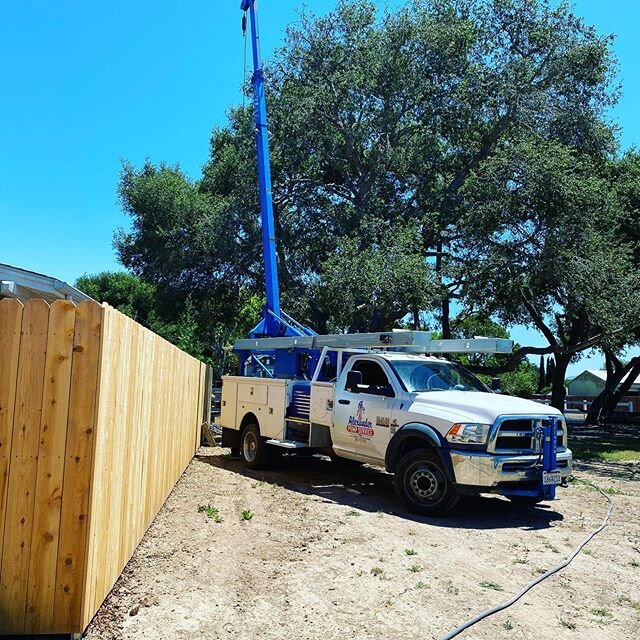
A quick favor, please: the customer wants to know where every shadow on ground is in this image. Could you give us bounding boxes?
[196,449,563,531]
[569,423,640,482]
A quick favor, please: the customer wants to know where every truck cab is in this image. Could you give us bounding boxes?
[218,334,571,516]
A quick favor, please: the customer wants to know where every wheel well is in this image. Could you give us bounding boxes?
[387,434,435,472]
[240,412,259,434]
[397,436,433,460]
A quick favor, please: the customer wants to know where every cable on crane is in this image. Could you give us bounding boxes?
[439,478,614,640]
[241,10,248,109]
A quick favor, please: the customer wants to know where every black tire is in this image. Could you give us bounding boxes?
[240,423,271,470]
[394,449,460,516]
[507,495,544,506]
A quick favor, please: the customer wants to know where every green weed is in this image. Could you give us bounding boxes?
[559,618,576,630]
[445,580,459,595]
[502,619,514,631]
[241,509,254,521]
[197,504,223,523]
[479,580,503,591]
[405,548,418,556]
[408,564,423,573]
[346,509,361,517]
[543,540,560,554]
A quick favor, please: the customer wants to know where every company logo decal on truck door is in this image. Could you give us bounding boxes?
[347,401,374,438]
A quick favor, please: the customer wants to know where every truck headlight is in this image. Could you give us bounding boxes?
[446,423,491,445]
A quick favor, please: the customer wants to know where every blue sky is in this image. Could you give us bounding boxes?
[1,1,638,373]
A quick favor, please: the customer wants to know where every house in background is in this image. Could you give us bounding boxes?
[0,262,92,305]
[568,369,640,397]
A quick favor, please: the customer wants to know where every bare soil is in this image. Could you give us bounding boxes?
[84,443,640,640]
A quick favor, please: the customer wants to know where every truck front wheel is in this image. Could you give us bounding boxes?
[240,423,271,470]
[394,449,459,516]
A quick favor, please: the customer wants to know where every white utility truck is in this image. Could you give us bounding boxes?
[218,331,572,516]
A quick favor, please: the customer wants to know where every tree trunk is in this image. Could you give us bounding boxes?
[586,355,640,425]
[550,354,570,412]
[435,239,451,339]
[537,355,545,392]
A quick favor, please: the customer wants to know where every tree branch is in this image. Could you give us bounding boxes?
[521,289,558,347]
[465,345,556,375]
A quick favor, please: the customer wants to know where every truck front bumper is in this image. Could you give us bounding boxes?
[449,448,572,490]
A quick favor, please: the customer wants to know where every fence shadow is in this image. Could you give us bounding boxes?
[195,448,563,531]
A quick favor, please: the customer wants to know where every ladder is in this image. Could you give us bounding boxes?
[234,331,512,354]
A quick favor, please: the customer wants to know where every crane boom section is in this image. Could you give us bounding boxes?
[242,0,281,335]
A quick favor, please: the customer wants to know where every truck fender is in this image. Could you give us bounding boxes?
[385,423,454,481]
[222,412,259,449]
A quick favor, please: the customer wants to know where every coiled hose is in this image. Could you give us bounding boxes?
[439,479,614,640]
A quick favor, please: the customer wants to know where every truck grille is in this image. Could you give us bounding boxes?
[491,417,565,454]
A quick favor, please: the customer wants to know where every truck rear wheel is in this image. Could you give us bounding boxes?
[394,449,459,516]
[240,423,271,470]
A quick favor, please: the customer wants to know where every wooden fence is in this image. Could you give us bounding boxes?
[0,298,210,636]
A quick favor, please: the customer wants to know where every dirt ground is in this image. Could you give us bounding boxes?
[85,440,640,640]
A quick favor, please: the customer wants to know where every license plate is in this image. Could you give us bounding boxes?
[543,471,562,485]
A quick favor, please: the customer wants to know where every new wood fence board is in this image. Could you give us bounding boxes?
[0,299,23,555]
[53,301,103,631]
[81,301,114,629]
[25,300,76,633]
[0,300,50,634]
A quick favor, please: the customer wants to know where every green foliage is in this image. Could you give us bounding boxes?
[112,0,638,388]
[450,315,540,397]
[197,505,223,523]
[559,618,577,630]
[317,222,437,332]
[241,509,254,521]
[75,271,156,325]
[479,580,504,591]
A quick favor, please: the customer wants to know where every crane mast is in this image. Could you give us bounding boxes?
[241,0,312,339]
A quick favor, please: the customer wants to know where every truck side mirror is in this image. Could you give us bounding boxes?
[491,377,502,393]
[346,370,363,393]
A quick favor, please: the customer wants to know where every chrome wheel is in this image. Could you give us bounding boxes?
[407,461,445,503]
[242,430,258,463]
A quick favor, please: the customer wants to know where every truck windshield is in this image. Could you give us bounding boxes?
[390,360,489,393]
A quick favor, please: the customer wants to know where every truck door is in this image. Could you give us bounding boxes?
[332,357,398,463]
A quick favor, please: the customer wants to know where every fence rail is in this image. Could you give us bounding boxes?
[531,394,636,414]
[0,299,210,635]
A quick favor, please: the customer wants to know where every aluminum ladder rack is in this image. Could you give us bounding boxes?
[234,331,512,354]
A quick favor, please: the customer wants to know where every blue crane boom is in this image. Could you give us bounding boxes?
[241,0,313,339]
